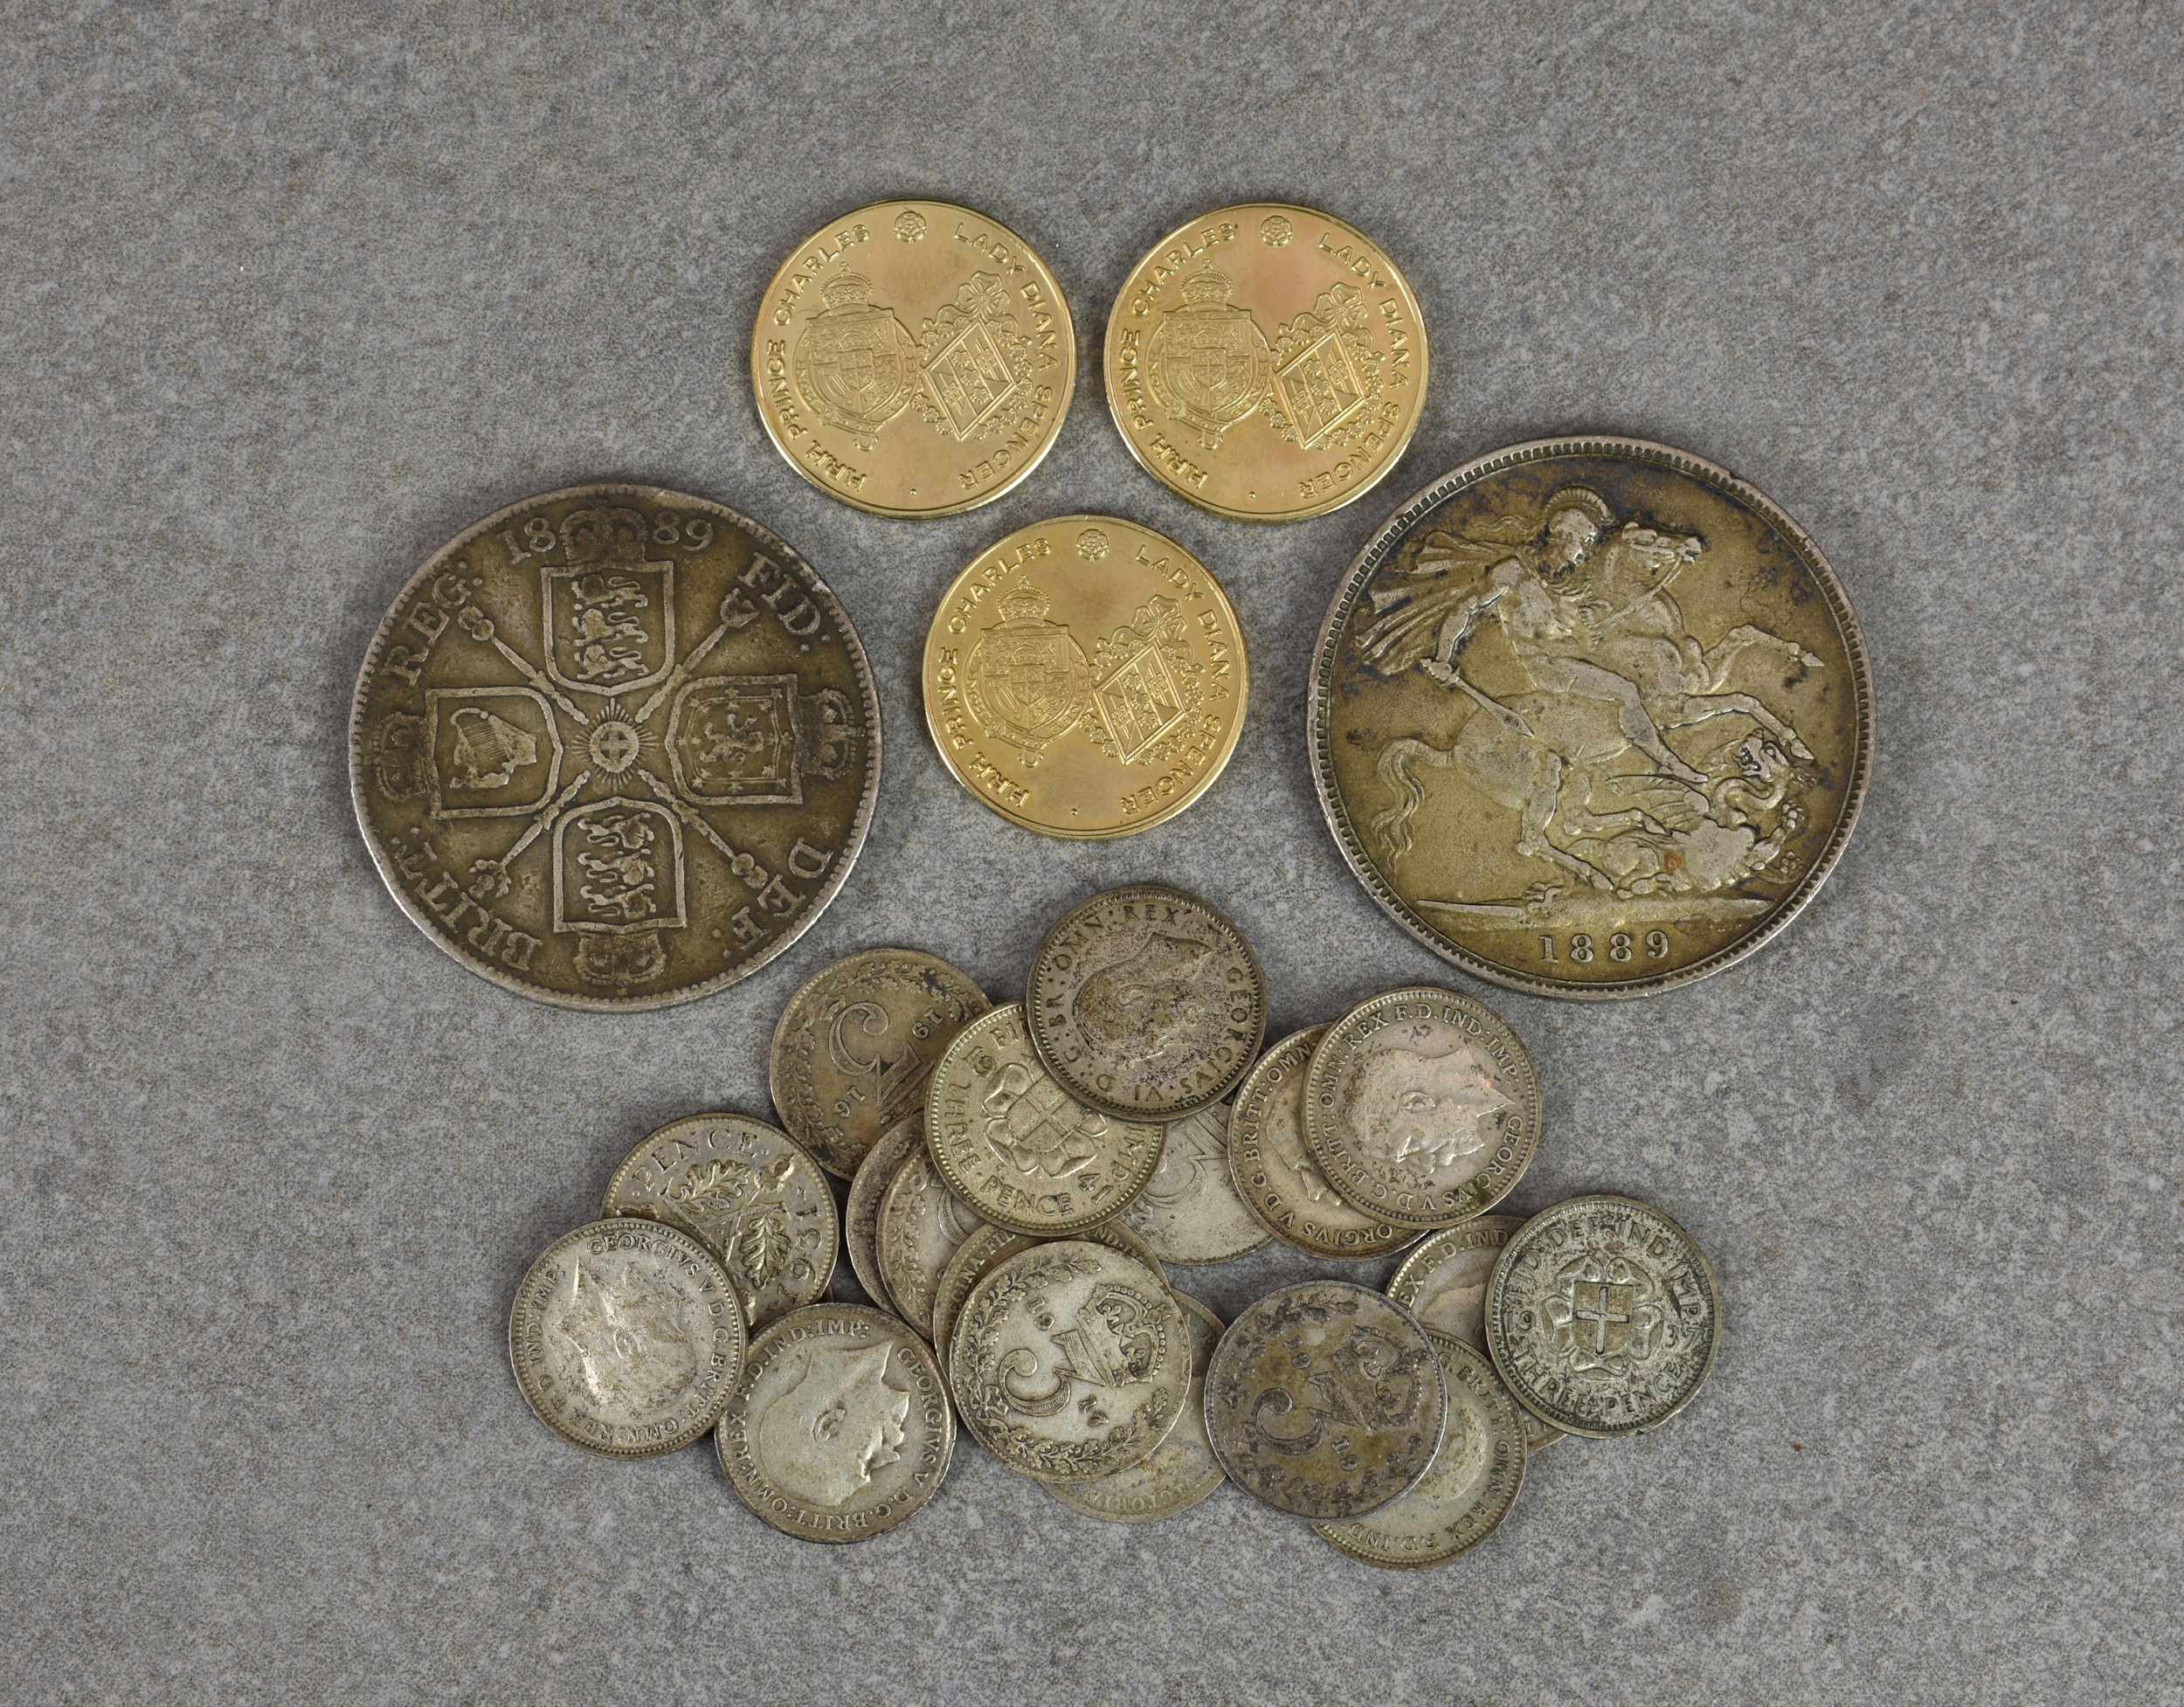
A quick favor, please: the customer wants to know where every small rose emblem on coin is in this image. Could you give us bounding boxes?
[1259,215,1294,247]
[1076,528,1109,561]
[894,210,927,243]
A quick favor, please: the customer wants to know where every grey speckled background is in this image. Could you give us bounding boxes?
[3,3,2178,1704]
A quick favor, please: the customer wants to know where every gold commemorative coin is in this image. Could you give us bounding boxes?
[1485,1193,1722,1440]
[715,1303,953,1543]
[1387,1217,1564,1453]
[349,484,879,1010]
[1026,884,1267,1121]
[750,199,1075,517]
[768,948,989,1178]
[920,515,1248,839]
[1227,1027,1417,1261]
[1303,988,1542,1230]
[508,1219,745,1459]
[1309,437,1874,998]
[1103,203,1427,522]
[923,1004,1166,1235]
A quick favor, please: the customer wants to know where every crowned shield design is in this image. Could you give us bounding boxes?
[1144,264,1272,450]
[423,686,564,818]
[1083,595,1203,764]
[1266,282,1384,450]
[964,580,1092,761]
[914,273,1031,440]
[667,675,802,806]
[543,506,675,697]
[792,274,921,446]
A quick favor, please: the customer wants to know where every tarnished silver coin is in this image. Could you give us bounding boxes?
[1050,1292,1227,1524]
[1303,987,1541,1229]
[1203,1281,1445,1519]
[769,948,989,1178]
[1313,1331,1527,1567]
[715,1303,952,1543]
[349,484,880,1011]
[508,1219,745,1458]
[1388,1215,1563,1452]
[930,1220,1168,1371]
[841,1114,927,1314]
[1026,885,1267,1121]
[874,1145,985,1337]
[1118,1101,1268,1265]
[601,1114,838,1330]
[950,1241,1189,1483]
[1486,1193,1722,1439]
[925,1003,1166,1236]
[1227,1028,1416,1260]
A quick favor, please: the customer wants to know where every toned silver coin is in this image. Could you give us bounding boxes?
[950,1241,1189,1483]
[1203,1281,1445,1519]
[1026,885,1267,1120]
[601,1114,838,1330]
[1308,438,1873,1000]
[874,1145,985,1338]
[1313,1331,1527,1568]
[1119,1101,1268,1265]
[841,1113,927,1313]
[1303,988,1542,1230]
[1387,1215,1563,1453]
[925,1003,1166,1236]
[769,948,990,1178]
[930,1220,1168,1370]
[1227,1027,1416,1260]
[349,484,879,1011]
[715,1303,952,1543]
[1050,1292,1227,1524]
[508,1219,745,1458]
[1486,1194,1722,1439]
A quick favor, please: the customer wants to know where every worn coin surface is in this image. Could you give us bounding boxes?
[602,1115,839,1330]
[508,1219,745,1458]
[1227,1027,1417,1261]
[1119,1102,1268,1265]
[1313,1331,1527,1568]
[1050,1292,1227,1524]
[950,1241,1189,1482]
[715,1303,952,1543]
[1387,1215,1563,1452]
[350,485,880,1010]
[1310,438,1874,999]
[1304,988,1541,1230]
[920,515,1248,839]
[1486,1194,1722,1439]
[1204,1281,1446,1519]
[840,1114,927,1314]
[770,948,990,1178]
[1103,203,1428,522]
[750,200,1075,518]
[930,1220,1168,1369]
[874,1145,986,1338]
[1027,884,1267,1121]
[925,1003,1166,1236]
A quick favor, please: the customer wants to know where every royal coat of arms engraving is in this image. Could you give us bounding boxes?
[1144,265,1272,450]
[791,273,923,447]
[962,580,1092,762]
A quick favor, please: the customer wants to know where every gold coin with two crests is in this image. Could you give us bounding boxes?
[751,200,1074,517]
[349,485,879,1010]
[1104,203,1428,522]
[1310,437,1874,998]
[922,515,1248,839]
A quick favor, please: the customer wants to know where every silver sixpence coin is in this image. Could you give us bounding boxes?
[600,1114,838,1330]
[1026,884,1267,1121]
[508,1219,745,1458]
[1313,1330,1527,1568]
[715,1303,952,1543]
[949,1241,1189,1483]
[1049,1292,1227,1524]
[1387,1215,1564,1452]
[1203,1281,1445,1520]
[1118,1101,1269,1265]
[1486,1193,1723,1439]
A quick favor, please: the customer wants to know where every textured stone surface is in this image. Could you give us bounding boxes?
[2,5,2178,1703]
